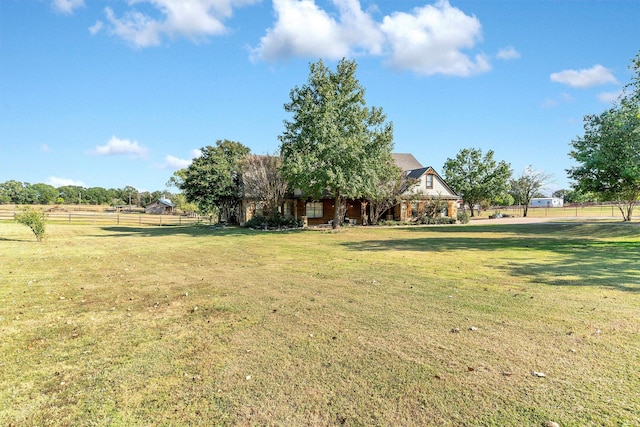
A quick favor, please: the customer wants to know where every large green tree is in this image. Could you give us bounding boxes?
[509,166,552,217]
[0,180,36,204]
[443,148,512,217]
[568,52,640,221]
[31,183,57,204]
[56,185,84,205]
[178,140,250,222]
[83,187,112,205]
[279,58,395,229]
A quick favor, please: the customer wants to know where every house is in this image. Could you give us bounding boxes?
[145,198,174,214]
[283,153,460,226]
[393,155,460,222]
[530,197,564,208]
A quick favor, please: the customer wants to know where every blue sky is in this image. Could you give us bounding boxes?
[1,0,639,194]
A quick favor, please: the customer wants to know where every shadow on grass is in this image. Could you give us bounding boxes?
[95,224,304,238]
[342,223,640,292]
[0,237,31,242]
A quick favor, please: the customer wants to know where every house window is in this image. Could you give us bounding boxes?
[254,202,264,217]
[306,201,323,218]
[426,174,434,189]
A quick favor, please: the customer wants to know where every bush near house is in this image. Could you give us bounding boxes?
[244,214,302,230]
[457,211,470,224]
[417,215,457,225]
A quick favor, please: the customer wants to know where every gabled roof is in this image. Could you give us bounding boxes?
[406,167,430,180]
[392,153,423,171]
[157,198,174,207]
[405,166,460,198]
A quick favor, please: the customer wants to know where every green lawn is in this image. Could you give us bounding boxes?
[1,221,639,426]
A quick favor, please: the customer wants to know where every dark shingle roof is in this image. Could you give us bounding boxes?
[406,167,429,179]
[392,153,423,171]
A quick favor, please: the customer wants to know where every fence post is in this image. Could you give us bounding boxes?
[117,214,120,225]
[94,213,96,225]
[69,212,71,224]
[139,216,141,226]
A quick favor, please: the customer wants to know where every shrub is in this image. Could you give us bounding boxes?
[15,207,46,241]
[377,219,405,226]
[457,211,470,224]
[417,215,456,225]
[244,214,302,230]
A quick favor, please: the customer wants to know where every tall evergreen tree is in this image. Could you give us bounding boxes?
[279,58,395,229]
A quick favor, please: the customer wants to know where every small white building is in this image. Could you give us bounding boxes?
[530,197,564,208]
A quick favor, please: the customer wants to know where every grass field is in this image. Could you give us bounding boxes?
[1,220,639,426]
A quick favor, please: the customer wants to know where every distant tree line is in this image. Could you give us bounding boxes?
[0,180,171,208]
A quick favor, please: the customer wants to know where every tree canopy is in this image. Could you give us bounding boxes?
[568,51,640,221]
[509,166,552,216]
[279,58,396,229]
[176,140,250,222]
[442,148,512,216]
[552,188,595,204]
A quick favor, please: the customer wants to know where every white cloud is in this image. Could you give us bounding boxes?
[597,90,622,103]
[253,0,383,61]
[254,0,489,76]
[91,136,149,158]
[496,46,520,60]
[104,7,163,47]
[47,176,85,187]
[158,150,201,169]
[252,0,351,61]
[91,0,490,77]
[52,0,85,15]
[101,0,258,48]
[550,64,618,88]
[164,155,192,169]
[41,144,52,153]
[380,0,489,76]
[89,21,104,35]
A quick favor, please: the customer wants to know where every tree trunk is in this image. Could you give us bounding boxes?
[617,200,635,221]
[368,201,384,225]
[360,201,368,226]
[467,202,475,217]
[333,195,343,229]
[523,204,529,217]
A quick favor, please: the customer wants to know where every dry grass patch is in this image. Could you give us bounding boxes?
[1,222,639,426]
